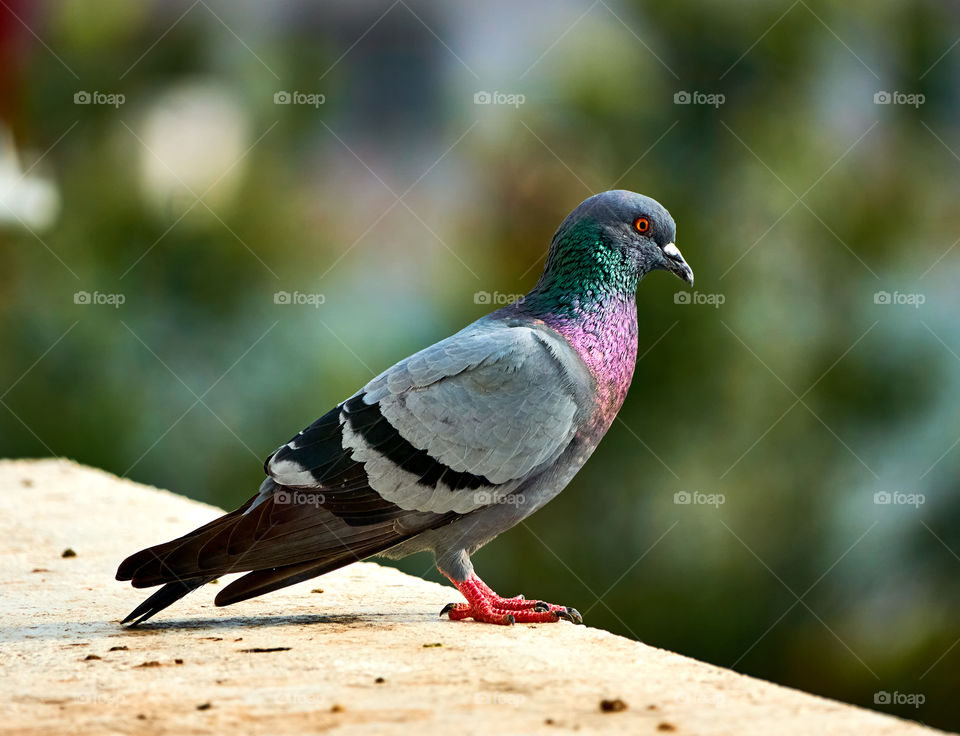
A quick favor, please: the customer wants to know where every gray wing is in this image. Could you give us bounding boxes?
[267,321,594,514]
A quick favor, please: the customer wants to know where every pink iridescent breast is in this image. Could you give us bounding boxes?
[542,297,639,433]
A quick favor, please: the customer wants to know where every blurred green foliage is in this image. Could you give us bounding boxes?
[1,0,958,729]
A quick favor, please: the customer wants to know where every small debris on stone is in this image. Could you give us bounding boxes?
[135,661,161,668]
[600,698,628,713]
[374,677,385,683]
[109,646,128,651]
[83,654,101,661]
[196,703,212,711]
[422,642,443,648]
[311,588,324,593]
[61,548,76,558]
[330,704,345,713]
[31,568,50,573]
[174,658,184,665]
[657,723,677,732]
[240,647,291,653]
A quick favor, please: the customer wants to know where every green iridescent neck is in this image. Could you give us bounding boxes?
[524,221,638,316]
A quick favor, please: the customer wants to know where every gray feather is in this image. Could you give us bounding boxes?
[267,321,594,515]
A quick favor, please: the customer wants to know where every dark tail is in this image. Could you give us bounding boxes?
[116,481,445,624]
[120,577,215,626]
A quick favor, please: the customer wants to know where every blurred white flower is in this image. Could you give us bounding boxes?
[138,80,251,219]
[0,125,60,231]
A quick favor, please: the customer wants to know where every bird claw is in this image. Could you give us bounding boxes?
[440,599,583,625]
[556,607,583,625]
[441,574,583,625]
[530,601,581,623]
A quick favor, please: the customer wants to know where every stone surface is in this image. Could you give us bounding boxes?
[0,458,944,735]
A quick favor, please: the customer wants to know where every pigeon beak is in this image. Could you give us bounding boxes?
[662,242,694,285]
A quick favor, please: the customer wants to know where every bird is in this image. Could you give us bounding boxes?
[116,189,694,626]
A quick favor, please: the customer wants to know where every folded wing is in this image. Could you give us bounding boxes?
[267,322,592,514]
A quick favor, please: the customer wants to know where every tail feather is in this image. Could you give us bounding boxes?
[116,478,454,622]
[214,532,415,607]
[120,577,215,626]
[116,498,256,583]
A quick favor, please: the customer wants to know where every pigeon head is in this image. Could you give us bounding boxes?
[537,190,694,298]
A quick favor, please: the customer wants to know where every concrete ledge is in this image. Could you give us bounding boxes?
[0,459,942,735]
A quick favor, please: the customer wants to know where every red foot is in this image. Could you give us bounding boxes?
[439,573,583,625]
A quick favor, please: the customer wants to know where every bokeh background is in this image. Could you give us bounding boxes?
[1,0,958,729]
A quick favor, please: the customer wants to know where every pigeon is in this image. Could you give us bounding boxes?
[116,189,693,626]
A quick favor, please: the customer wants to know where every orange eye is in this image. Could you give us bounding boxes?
[634,217,650,233]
